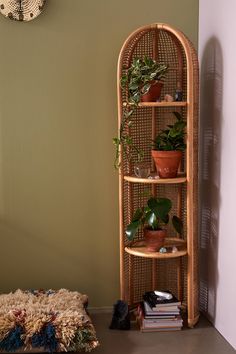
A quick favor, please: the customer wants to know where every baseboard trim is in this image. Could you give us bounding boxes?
[88,306,113,314]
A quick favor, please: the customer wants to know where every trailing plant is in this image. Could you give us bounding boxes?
[113,56,168,169]
[153,112,186,151]
[120,56,168,105]
[126,196,183,241]
[113,107,144,169]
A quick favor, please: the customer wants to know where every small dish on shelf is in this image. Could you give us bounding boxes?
[134,162,151,178]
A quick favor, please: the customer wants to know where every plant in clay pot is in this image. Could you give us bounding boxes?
[120,56,168,104]
[125,196,183,252]
[113,57,168,169]
[152,112,186,178]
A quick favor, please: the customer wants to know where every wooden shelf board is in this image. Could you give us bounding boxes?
[138,101,187,107]
[123,101,187,107]
[125,238,187,259]
[124,174,187,184]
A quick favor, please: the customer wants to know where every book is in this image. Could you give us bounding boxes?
[136,302,183,332]
[140,327,182,332]
[143,301,180,316]
[143,290,181,309]
[143,318,183,327]
[140,302,178,318]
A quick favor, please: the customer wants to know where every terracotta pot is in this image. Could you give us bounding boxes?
[141,81,163,102]
[144,228,167,252]
[152,150,182,178]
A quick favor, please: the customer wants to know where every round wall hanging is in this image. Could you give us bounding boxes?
[0,0,46,22]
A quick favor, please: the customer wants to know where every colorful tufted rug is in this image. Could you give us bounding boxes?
[0,289,99,352]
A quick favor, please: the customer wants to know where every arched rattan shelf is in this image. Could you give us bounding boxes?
[117,23,199,328]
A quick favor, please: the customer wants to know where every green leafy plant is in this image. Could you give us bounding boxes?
[113,56,168,169]
[126,196,183,241]
[153,112,186,151]
[120,57,168,105]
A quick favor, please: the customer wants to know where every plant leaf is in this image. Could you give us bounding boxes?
[124,109,134,119]
[125,220,141,241]
[141,83,151,94]
[132,208,143,222]
[172,215,183,234]
[173,111,182,121]
[147,197,158,210]
[162,214,169,224]
[145,211,158,229]
[153,198,172,221]
[112,137,120,145]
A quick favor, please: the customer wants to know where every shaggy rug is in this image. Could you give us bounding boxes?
[0,289,99,353]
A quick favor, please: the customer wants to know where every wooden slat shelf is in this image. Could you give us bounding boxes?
[123,101,187,107]
[139,101,187,107]
[124,174,187,184]
[125,238,187,259]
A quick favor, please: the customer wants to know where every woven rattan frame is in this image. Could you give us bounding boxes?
[117,23,199,328]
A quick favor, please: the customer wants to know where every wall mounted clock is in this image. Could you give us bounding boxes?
[0,0,46,22]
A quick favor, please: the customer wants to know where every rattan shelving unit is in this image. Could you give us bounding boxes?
[117,24,199,328]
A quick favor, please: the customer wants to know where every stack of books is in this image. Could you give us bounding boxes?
[137,290,183,332]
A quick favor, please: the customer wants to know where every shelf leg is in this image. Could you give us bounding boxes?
[188,315,200,328]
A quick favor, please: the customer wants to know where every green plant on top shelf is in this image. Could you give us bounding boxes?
[113,56,168,169]
[120,56,168,105]
[126,195,183,241]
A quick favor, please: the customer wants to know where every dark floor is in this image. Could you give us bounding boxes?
[91,313,235,354]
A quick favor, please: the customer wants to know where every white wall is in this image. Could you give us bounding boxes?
[199,0,236,350]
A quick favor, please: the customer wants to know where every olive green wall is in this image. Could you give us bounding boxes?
[0,0,198,307]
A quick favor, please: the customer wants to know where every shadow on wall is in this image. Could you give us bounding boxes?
[199,37,223,323]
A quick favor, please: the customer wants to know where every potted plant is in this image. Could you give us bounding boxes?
[126,196,183,252]
[120,56,168,104]
[152,112,186,178]
[113,56,168,169]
